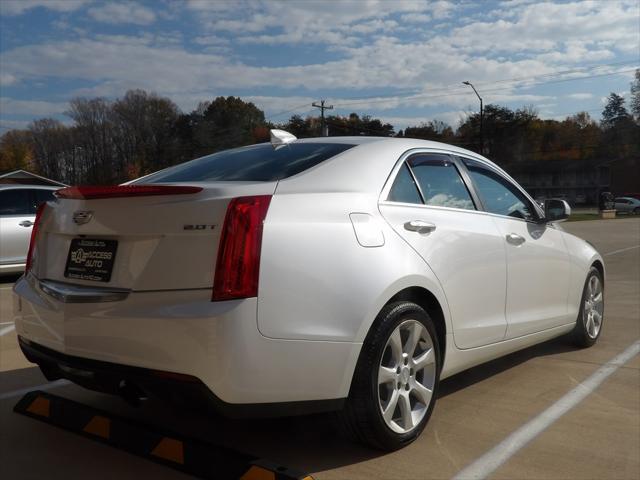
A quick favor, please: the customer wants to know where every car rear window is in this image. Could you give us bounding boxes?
[142,142,356,183]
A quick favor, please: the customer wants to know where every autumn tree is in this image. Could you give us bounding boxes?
[0,129,33,172]
[111,89,180,177]
[404,120,455,144]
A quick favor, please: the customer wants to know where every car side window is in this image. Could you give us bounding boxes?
[0,189,31,216]
[387,163,423,204]
[30,189,56,213]
[464,160,537,221]
[407,154,475,210]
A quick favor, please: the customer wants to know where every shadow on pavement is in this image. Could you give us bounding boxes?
[1,335,580,477]
[438,335,577,398]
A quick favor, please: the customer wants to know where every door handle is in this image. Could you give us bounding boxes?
[404,220,436,234]
[19,220,34,227]
[506,233,526,246]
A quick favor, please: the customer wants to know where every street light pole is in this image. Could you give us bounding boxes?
[463,81,483,154]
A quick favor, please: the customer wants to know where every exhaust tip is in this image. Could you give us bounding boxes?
[118,380,148,407]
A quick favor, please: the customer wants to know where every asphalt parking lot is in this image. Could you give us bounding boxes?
[1,218,639,480]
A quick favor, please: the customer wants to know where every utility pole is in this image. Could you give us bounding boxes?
[462,81,483,154]
[312,99,333,136]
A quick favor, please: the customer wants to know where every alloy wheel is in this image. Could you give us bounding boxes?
[584,275,604,339]
[377,319,436,434]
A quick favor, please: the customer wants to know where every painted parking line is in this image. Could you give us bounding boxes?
[0,321,14,326]
[0,286,14,290]
[0,324,15,336]
[0,379,71,401]
[453,340,640,480]
[605,245,640,256]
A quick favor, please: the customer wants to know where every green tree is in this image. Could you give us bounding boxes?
[601,93,630,129]
[325,112,394,137]
[191,96,266,155]
[279,114,315,138]
[404,120,455,144]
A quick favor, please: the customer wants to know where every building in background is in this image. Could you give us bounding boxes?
[0,170,67,187]
[512,158,639,206]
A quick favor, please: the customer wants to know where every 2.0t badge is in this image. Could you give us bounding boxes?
[72,211,93,225]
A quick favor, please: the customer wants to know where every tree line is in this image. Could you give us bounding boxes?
[1,70,638,185]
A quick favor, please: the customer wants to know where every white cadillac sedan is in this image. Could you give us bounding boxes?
[13,133,604,450]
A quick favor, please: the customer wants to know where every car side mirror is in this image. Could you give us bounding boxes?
[544,199,571,223]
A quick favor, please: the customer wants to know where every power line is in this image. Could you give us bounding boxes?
[330,66,638,108]
[312,99,333,136]
[265,103,313,121]
[328,59,639,104]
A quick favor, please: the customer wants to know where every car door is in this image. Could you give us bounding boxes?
[379,152,508,349]
[614,198,630,213]
[461,158,572,338]
[0,188,35,266]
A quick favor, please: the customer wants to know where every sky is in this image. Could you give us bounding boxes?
[0,0,638,134]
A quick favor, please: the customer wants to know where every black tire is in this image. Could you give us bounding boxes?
[634,207,640,215]
[339,301,440,451]
[570,266,604,348]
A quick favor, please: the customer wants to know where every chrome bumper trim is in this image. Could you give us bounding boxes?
[39,278,130,303]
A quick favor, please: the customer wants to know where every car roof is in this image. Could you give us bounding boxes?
[276,136,514,197]
[296,136,500,169]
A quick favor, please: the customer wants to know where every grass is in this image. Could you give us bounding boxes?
[566,213,601,222]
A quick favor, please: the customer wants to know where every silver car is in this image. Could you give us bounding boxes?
[0,185,59,274]
[13,134,604,450]
[614,196,640,215]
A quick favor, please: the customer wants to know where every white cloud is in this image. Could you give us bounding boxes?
[567,93,594,100]
[0,97,68,116]
[1,0,637,129]
[0,119,30,132]
[0,73,18,86]
[193,35,230,46]
[448,0,638,56]
[400,13,431,23]
[88,2,156,25]
[0,0,89,16]
[190,0,457,46]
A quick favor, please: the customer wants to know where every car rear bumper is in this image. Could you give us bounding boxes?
[18,336,344,417]
[13,274,360,411]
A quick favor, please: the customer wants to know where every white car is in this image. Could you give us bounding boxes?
[614,196,640,214]
[13,133,604,450]
[0,185,58,274]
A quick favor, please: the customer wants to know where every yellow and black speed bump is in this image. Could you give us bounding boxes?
[14,391,313,480]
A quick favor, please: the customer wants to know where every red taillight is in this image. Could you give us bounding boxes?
[212,195,272,301]
[54,185,202,200]
[25,203,46,272]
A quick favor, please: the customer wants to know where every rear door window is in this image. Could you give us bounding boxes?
[0,189,31,216]
[387,163,423,204]
[141,143,356,183]
[407,154,476,210]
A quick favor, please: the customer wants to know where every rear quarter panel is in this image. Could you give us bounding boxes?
[257,191,452,343]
